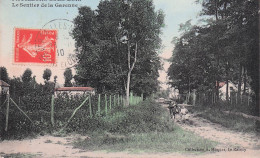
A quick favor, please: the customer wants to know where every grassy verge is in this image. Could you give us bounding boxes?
[0,152,39,158]
[190,106,260,133]
[73,100,217,153]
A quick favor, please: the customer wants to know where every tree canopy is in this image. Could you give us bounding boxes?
[168,0,258,101]
[22,68,32,83]
[0,66,9,83]
[64,68,73,87]
[72,0,164,102]
[43,68,52,82]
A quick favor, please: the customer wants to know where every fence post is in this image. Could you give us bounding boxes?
[5,94,10,131]
[141,93,143,101]
[133,95,135,105]
[89,95,92,118]
[120,95,123,106]
[51,95,55,126]
[109,95,112,110]
[117,94,120,106]
[105,94,107,115]
[114,95,116,107]
[131,92,134,105]
[98,94,101,115]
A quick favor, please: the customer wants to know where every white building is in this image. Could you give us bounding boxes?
[219,81,252,100]
[54,87,95,98]
[0,80,10,95]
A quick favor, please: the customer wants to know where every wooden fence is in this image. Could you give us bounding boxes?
[178,91,253,106]
[2,91,144,132]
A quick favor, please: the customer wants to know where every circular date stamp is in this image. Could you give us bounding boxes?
[40,19,77,69]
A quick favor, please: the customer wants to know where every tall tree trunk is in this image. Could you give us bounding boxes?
[126,71,131,106]
[238,64,242,103]
[215,0,219,20]
[226,79,229,102]
[226,62,229,102]
[216,80,219,101]
[243,67,247,94]
[125,42,137,106]
[187,76,191,103]
[214,0,220,102]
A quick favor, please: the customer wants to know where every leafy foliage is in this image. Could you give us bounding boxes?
[0,66,9,83]
[102,100,174,133]
[43,68,52,82]
[72,0,164,98]
[22,68,32,83]
[64,68,73,87]
[168,0,258,103]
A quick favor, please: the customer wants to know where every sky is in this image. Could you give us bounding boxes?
[0,0,201,89]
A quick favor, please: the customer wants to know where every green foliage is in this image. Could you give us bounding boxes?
[72,0,164,96]
[0,153,39,158]
[0,66,9,83]
[22,68,32,83]
[0,110,52,139]
[155,89,170,99]
[63,68,73,87]
[54,75,57,84]
[73,130,217,153]
[101,100,174,133]
[72,100,217,153]
[168,0,258,101]
[43,68,52,82]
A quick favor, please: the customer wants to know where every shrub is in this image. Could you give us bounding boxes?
[101,99,174,134]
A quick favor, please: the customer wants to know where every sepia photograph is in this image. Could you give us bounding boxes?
[0,0,259,157]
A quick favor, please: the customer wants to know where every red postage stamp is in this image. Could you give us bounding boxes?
[14,28,57,64]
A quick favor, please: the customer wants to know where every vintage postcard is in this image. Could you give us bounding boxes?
[0,0,259,157]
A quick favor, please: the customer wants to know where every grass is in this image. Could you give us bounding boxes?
[73,128,217,153]
[73,99,217,153]
[190,106,260,133]
[0,153,39,158]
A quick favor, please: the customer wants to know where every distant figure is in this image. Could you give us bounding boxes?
[168,101,181,119]
[179,106,189,120]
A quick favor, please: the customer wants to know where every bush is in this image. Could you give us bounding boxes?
[101,99,174,134]
[59,99,174,134]
[1,110,52,140]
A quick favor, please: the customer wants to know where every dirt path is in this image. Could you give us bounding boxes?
[0,105,260,158]
[175,113,260,149]
[223,111,260,121]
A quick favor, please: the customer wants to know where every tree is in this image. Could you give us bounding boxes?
[169,0,258,106]
[64,68,73,87]
[0,66,9,83]
[54,75,57,84]
[22,68,32,83]
[43,69,52,82]
[72,0,164,105]
[198,0,259,99]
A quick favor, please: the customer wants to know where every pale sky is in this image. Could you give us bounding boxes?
[0,0,201,89]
